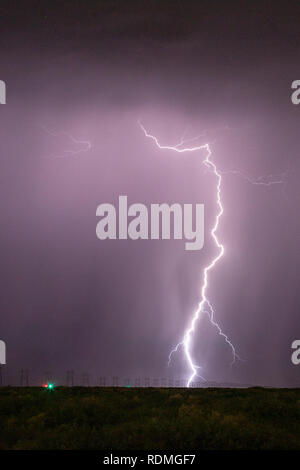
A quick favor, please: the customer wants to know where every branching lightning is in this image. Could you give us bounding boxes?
[140,121,287,387]
[220,168,288,186]
[41,126,91,159]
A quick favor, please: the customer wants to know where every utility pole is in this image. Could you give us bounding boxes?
[161,377,167,387]
[66,370,74,387]
[20,368,24,386]
[82,373,90,386]
[135,377,141,387]
[124,377,131,387]
[44,371,53,385]
[99,376,106,387]
[20,369,29,387]
[112,376,119,387]
[144,377,150,387]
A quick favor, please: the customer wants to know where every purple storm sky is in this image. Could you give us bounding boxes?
[0,1,299,386]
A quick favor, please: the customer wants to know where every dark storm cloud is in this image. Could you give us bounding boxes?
[0,0,299,386]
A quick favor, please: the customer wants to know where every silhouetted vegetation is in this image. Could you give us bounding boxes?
[0,387,299,449]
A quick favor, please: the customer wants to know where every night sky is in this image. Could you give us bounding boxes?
[0,0,299,386]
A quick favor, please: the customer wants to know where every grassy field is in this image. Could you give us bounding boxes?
[0,386,299,450]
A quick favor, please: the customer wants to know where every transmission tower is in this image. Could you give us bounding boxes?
[66,370,74,387]
[135,377,141,387]
[82,373,90,386]
[112,376,119,387]
[144,377,150,387]
[99,376,106,387]
[20,369,29,386]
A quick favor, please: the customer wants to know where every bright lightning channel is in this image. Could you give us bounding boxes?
[139,122,240,387]
[140,122,286,388]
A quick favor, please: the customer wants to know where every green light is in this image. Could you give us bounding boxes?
[48,383,54,389]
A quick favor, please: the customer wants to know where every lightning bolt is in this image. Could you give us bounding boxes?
[220,168,288,186]
[41,126,92,159]
[140,122,287,388]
